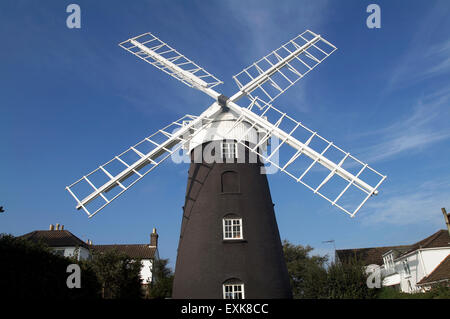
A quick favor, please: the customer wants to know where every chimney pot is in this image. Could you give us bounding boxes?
[49,224,54,231]
[61,225,64,230]
[55,223,60,230]
[150,228,158,247]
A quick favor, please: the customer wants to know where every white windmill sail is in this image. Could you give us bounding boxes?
[67,29,386,219]
[220,98,386,217]
[66,113,214,218]
[119,32,223,99]
[231,30,337,107]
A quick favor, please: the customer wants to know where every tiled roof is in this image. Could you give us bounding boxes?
[92,244,157,259]
[19,230,89,249]
[417,254,450,285]
[336,245,410,266]
[336,230,450,266]
[400,230,450,257]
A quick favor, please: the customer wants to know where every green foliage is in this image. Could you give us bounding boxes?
[283,240,377,299]
[0,234,100,298]
[377,284,450,299]
[147,258,174,299]
[89,248,143,299]
[283,240,328,298]
[326,259,378,299]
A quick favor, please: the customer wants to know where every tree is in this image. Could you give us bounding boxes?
[326,259,378,299]
[148,258,174,299]
[283,240,328,298]
[283,240,378,299]
[89,248,143,299]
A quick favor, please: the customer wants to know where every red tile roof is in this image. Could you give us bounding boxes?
[19,230,89,249]
[93,244,157,259]
[417,254,450,285]
[400,230,450,257]
[336,230,450,266]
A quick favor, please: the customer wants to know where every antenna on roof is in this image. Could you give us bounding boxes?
[442,208,450,236]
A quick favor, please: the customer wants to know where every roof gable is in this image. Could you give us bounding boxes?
[336,230,450,266]
[400,230,450,257]
[417,254,450,285]
[19,230,89,249]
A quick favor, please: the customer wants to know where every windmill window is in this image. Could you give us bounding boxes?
[223,217,243,240]
[221,171,239,193]
[221,142,238,159]
[223,280,245,299]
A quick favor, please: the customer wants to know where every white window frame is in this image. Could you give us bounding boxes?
[403,260,411,277]
[223,218,243,240]
[223,283,245,299]
[384,253,394,269]
[221,141,238,159]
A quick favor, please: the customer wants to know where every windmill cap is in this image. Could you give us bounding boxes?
[187,111,261,153]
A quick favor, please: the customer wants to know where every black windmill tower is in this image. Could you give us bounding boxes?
[67,30,386,299]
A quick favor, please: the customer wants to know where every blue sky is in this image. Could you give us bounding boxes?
[1,0,450,268]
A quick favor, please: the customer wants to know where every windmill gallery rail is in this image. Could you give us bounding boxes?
[66,30,386,219]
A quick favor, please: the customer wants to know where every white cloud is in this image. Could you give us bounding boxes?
[355,90,450,163]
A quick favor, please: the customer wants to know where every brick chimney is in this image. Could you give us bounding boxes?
[150,228,158,247]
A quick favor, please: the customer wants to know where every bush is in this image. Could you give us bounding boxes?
[0,234,100,298]
[377,284,450,299]
[326,260,378,299]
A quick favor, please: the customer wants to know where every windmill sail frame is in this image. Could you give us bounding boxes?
[220,98,386,217]
[66,113,215,218]
[67,29,386,219]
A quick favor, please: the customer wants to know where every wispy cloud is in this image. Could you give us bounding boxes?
[386,2,450,91]
[362,179,450,226]
[355,89,450,163]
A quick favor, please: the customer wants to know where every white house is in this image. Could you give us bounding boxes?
[19,224,91,260]
[19,225,160,288]
[336,229,450,293]
[92,228,160,286]
[379,230,450,292]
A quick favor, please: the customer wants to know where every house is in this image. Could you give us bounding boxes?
[336,229,450,293]
[417,254,450,289]
[19,225,160,286]
[19,224,91,260]
[92,228,160,286]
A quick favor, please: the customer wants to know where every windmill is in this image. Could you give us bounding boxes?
[66,30,386,299]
